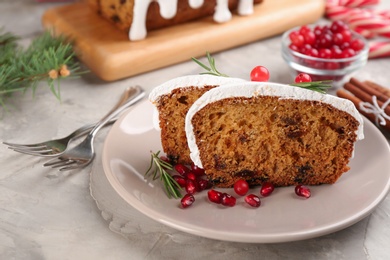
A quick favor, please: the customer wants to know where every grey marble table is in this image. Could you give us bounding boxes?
[1,1,390,259]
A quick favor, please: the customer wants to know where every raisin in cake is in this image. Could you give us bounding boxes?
[185,82,364,188]
[87,0,263,40]
[149,75,245,164]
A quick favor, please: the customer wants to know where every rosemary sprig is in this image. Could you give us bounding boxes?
[290,80,333,94]
[191,51,228,77]
[145,151,182,199]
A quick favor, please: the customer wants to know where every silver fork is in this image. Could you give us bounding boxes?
[3,87,138,157]
[43,85,145,171]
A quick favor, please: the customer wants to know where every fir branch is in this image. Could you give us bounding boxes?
[290,80,333,94]
[0,30,88,110]
[145,151,183,199]
[192,51,228,77]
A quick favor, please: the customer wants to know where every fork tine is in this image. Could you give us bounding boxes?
[3,141,45,148]
[50,160,78,169]
[12,148,55,156]
[59,162,90,171]
[43,158,73,167]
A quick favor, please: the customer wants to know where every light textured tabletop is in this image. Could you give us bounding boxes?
[1,1,390,259]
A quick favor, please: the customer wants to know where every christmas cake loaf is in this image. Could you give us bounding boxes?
[149,75,245,164]
[185,82,364,188]
[86,0,264,40]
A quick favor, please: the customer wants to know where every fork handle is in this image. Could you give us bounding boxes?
[70,86,141,139]
[87,86,145,138]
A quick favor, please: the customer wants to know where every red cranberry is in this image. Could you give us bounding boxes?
[319,48,332,59]
[289,31,305,47]
[172,175,186,187]
[295,73,312,83]
[245,194,261,208]
[302,31,316,45]
[233,179,249,196]
[350,38,365,51]
[174,164,190,176]
[330,20,348,33]
[260,182,275,197]
[181,194,195,208]
[208,189,222,204]
[295,185,311,198]
[221,193,236,207]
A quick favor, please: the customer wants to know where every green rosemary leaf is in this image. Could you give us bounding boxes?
[145,151,183,199]
[192,51,229,77]
[290,80,333,94]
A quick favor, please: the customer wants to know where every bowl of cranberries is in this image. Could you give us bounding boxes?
[281,21,369,84]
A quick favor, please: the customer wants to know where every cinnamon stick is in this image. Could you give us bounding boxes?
[344,82,390,116]
[350,77,390,103]
[364,80,390,98]
[336,89,390,132]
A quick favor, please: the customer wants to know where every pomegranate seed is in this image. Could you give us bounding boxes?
[221,193,236,207]
[186,172,197,181]
[340,29,352,43]
[181,194,195,208]
[174,164,190,176]
[245,194,261,208]
[159,155,171,164]
[172,175,186,187]
[299,25,311,35]
[197,179,210,191]
[233,179,249,196]
[260,182,275,197]
[185,179,197,194]
[191,163,205,176]
[295,184,311,198]
[208,189,222,204]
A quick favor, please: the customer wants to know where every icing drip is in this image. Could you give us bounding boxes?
[130,0,256,41]
[189,0,204,8]
[238,0,254,15]
[214,0,232,23]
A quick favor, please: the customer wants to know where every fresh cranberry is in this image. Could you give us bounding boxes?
[318,33,333,48]
[295,185,311,198]
[295,73,312,83]
[185,179,197,194]
[181,194,195,208]
[289,43,299,52]
[233,179,249,196]
[221,193,236,207]
[250,66,270,82]
[330,20,348,33]
[350,38,365,51]
[260,182,275,197]
[245,194,261,208]
[302,31,316,45]
[172,175,186,187]
[340,30,352,43]
[289,31,305,47]
[341,48,356,58]
[174,164,190,176]
[190,163,205,176]
[319,48,332,59]
[208,189,222,204]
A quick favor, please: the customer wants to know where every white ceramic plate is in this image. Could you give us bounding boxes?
[102,99,390,243]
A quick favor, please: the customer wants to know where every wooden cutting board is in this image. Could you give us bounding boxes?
[42,0,324,81]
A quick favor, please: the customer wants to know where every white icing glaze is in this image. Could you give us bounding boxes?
[185,81,365,168]
[129,0,256,41]
[149,74,245,130]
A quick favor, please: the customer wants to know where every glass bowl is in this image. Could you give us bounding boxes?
[281,25,369,86]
